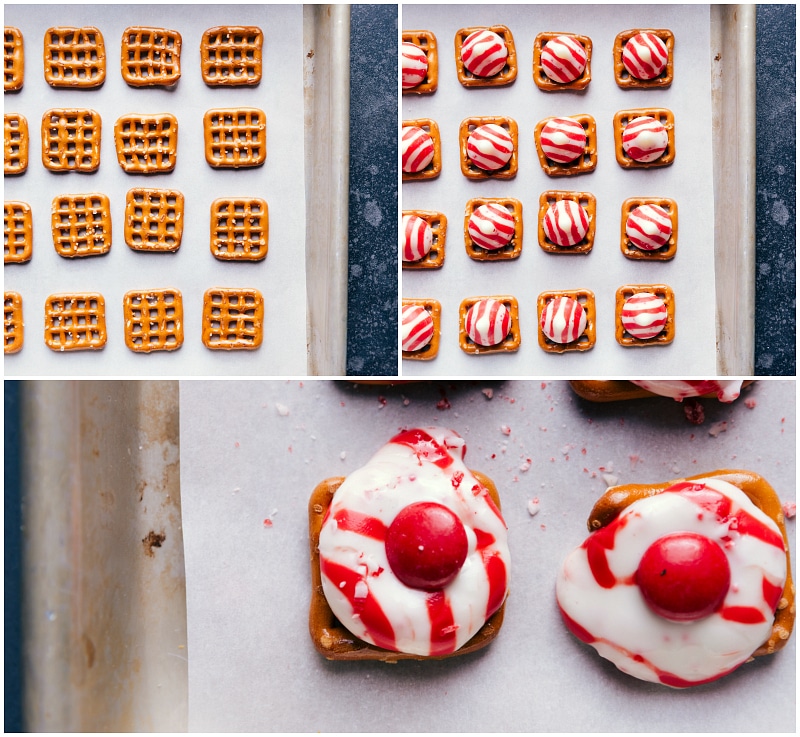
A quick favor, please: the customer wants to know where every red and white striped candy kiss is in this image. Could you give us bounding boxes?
[402,214,433,262]
[622,116,668,163]
[622,32,668,80]
[539,117,586,164]
[541,296,586,343]
[621,292,667,339]
[402,42,428,89]
[467,124,513,171]
[626,204,672,250]
[402,304,434,352]
[461,29,508,77]
[465,298,510,346]
[468,204,514,250]
[541,35,587,83]
[543,200,589,247]
[402,125,435,173]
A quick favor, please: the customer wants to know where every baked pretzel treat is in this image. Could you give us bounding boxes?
[401,32,437,94]
[311,427,510,660]
[459,117,518,180]
[402,119,441,181]
[124,188,184,252]
[401,299,440,361]
[537,289,595,353]
[4,112,28,174]
[211,198,268,261]
[614,29,674,89]
[4,27,24,92]
[459,295,520,355]
[4,291,23,354]
[201,287,264,350]
[615,285,674,346]
[464,197,522,261]
[51,193,111,258]
[114,113,177,174]
[401,210,446,269]
[569,380,751,403]
[533,32,591,91]
[556,470,794,687]
[44,26,105,88]
[123,288,183,352]
[41,108,100,172]
[538,190,595,254]
[455,26,516,87]
[121,26,181,87]
[204,108,266,168]
[614,109,675,168]
[621,197,678,260]
[44,292,106,351]
[535,114,596,176]
[201,26,263,87]
[4,200,32,263]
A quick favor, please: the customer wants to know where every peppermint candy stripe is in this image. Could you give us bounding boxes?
[467,124,513,171]
[402,304,434,352]
[543,200,589,246]
[541,35,587,83]
[402,42,428,89]
[622,33,668,80]
[465,298,510,346]
[626,204,672,250]
[621,292,667,339]
[540,117,586,163]
[402,214,433,261]
[402,126,434,173]
[468,204,514,250]
[541,296,586,343]
[622,116,668,163]
[461,29,508,78]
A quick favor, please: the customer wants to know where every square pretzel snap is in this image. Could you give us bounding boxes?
[402,30,438,94]
[5,200,32,263]
[402,118,441,181]
[459,295,521,355]
[44,26,106,88]
[121,26,181,87]
[454,25,517,87]
[202,287,264,350]
[42,108,101,172]
[537,288,595,353]
[51,193,112,258]
[533,32,592,91]
[201,26,263,86]
[4,27,24,92]
[204,108,266,168]
[615,284,675,347]
[614,29,674,89]
[44,292,106,351]
[538,190,596,255]
[401,298,441,361]
[123,288,184,352]
[620,197,678,260]
[4,291,23,354]
[402,210,447,269]
[464,198,522,261]
[4,112,28,175]
[534,113,596,177]
[613,108,675,169]
[114,113,178,173]
[125,188,184,252]
[211,198,269,261]
[459,116,518,180]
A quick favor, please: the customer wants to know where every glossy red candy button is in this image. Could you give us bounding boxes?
[636,532,731,621]
[385,502,468,591]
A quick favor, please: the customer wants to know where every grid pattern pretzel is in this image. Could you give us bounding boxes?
[4,26,24,92]
[401,298,441,361]
[534,113,597,176]
[44,292,106,351]
[458,295,521,355]
[201,26,262,86]
[114,113,178,173]
[4,200,32,263]
[454,25,517,87]
[121,26,182,87]
[123,288,184,352]
[202,287,264,350]
[203,108,266,168]
[613,108,675,169]
[41,108,101,172]
[464,197,523,261]
[4,291,23,354]
[124,188,184,252]
[401,118,441,182]
[537,190,596,255]
[614,29,674,89]
[620,196,678,260]
[44,26,106,88]
[536,288,596,353]
[402,30,438,95]
[210,198,268,260]
[51,193,112,258]
[615,283,675,347]
[4,112,28,174]
[459,115,518,180]
[533,32,593,92]
[401,209,446,270]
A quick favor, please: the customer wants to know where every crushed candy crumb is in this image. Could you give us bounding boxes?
[482,388,494,400]
[500,425,511,436]
[276,403,290,417]
[708,421,728,437]
[782,501,796,519]
[527,498,540,516]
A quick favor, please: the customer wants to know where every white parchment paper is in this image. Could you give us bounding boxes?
[402,5,717,376]
[4,5,307,376]
[180,379,795,732]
